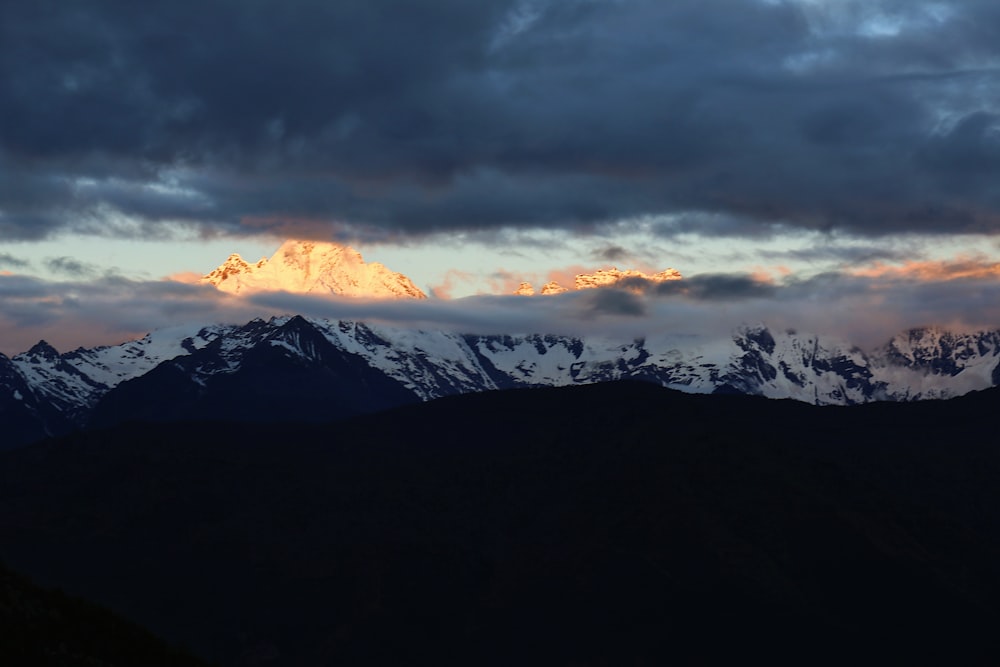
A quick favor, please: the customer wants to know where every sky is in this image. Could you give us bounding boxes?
[3,0,1000,354]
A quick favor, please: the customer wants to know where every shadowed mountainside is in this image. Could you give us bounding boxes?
[0,560,208,666]
[8,317,1000,452]
[1,381,1000,665]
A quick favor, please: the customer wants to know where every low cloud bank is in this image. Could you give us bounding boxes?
[4,267,1000,355]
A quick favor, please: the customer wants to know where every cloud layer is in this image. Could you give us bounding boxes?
[3,0,1000,242]
[5,265,1000,356]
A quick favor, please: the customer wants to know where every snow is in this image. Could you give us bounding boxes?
[7,313,1000,426]
[573,267,681,290]
[8,322,233,421]
[201,240,427,299]
[309,320,501,399]
[527,267,682,295]
[61,322,229,387]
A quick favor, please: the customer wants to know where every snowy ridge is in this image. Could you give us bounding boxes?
[4,317,1000,447]
[516,267,682,296]
[309,320,502,400]
[573,267,682,290]
[9,323,233,421]
[11,342,109,420]
[873,327,1000,400]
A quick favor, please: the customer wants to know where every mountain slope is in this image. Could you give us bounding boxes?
[515,266,682,295]
[2,382,1000,664]
[0,561,207,667]
[5,317,1000,449]
[202,239,427,298]
[90,316,420,427]
[0,352,58,445]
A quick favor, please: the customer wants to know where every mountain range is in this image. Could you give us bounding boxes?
[4,240,1000,448]
[4,312,1000,450]
[514,266,683,295]
[5,241,1000,664]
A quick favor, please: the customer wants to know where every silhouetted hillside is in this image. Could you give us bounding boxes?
[2,381,1000,665]
[0,560,208,666]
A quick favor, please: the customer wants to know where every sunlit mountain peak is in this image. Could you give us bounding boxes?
[201,240,426,299]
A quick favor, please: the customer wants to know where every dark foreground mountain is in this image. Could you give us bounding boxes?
[0,560,208,666]
[2,381,1000,665]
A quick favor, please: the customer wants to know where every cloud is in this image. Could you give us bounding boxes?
[484,269,524,295]
[428,269,476,299]
[756,242,920,266]
[7,261,1000,357]
[167,271,205,284]
[575,288,647,318]
[43,256,103,279]
[850,257,1000,281]
[646,273,778,301]
[3,1,1000,242]
[0,274,266,354]
[590,244,632,263]
[0,253,30,270]
[543,265,598,290]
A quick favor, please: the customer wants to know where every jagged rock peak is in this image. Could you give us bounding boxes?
[514,281,535,296]
[204,253,268,283]
[532,267,682,295]
[574,267,682,290]
[25,340,60,359]
[540,281,570,295]
[202,240,426,299]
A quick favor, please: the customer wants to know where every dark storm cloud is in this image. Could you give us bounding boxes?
[3,0,1000,240]
[575,288,647,318]
[613,272,777,301]
[658,274,778,301]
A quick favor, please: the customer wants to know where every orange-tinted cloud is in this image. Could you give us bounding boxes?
[479,266,604,295]
[0,317,147,357]
[546,265,595,289]
[851,257,1000,282]
[428,269,476,299]
[484,269,529,296]
[166,271,204,284]
[747,265,788,283]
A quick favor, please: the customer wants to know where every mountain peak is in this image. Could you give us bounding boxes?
[202,240,426,299]
[540,281,570,295]
[26,340,60,360]
[521,266,682,296]
[203,253,266,284]
[513,281,535,296]
[574,266,682,290]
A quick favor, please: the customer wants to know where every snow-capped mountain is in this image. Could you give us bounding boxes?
[4,316,1000,449]
[202,240,427,299]
[516,267,682,295]
[573,267,682,290]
